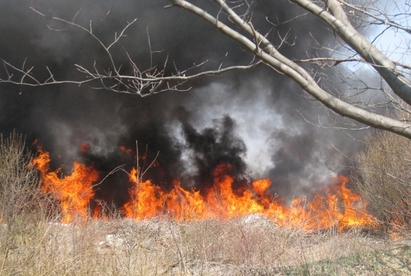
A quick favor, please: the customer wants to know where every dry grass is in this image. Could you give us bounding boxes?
[352,128,411,236]
[1,132,411,275]
[1,215,410,275]
[0,131,48,225]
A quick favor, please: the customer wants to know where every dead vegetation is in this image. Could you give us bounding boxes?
[352,126,411,237]
[2,216,407,275]
[0,132,411,275]
[0,131,46,224]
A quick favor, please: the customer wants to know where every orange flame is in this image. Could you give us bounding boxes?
[32,147,99,223]
[124,164,376,230]
[32,148,376,230]
[120,145,134,155]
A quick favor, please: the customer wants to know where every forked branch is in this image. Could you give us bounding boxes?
[168,0,411,139]
[0,6,261,96]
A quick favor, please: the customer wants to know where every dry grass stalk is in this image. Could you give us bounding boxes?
[352,125,411,237]
[2,215,402,275]
[0,131,410,275]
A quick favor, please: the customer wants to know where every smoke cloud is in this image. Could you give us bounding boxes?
[0,0,365,206]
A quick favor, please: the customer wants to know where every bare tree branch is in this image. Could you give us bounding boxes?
[1,5,262,96]
[291,0,411,105]
[2,1,411,140]
[169,0,411,138]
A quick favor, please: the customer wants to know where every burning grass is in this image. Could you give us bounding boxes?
[1,132,411,274]
[32,146,376,232]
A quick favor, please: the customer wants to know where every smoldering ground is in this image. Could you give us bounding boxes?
[0,0,365,206]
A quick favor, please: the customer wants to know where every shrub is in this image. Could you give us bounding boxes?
[352,128,411,234]
[0,131,46,224]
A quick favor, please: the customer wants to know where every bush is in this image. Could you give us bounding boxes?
[0,131,46,224]
[352,128,411,234]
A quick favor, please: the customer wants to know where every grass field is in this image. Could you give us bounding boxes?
[1,215,410,275]
[2,132,411,275]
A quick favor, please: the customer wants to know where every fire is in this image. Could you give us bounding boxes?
[267,175,377,231]
[32,147,376,230]
[124,164,376,230]
[32,147,99,223]
[120,145,134,155]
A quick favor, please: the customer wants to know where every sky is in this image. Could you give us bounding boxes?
[0,0,371,206]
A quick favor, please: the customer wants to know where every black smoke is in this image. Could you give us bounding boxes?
[0,0,365,207]
[176,107,247,191]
